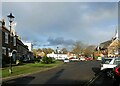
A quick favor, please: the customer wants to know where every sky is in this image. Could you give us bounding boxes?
[1,1,118,50]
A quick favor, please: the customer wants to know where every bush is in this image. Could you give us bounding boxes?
[41,57,55,64]
[34,58,40,63]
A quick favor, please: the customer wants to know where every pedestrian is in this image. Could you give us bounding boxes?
[101,54,105,62]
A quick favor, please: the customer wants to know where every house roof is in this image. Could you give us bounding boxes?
[99,40,112,50]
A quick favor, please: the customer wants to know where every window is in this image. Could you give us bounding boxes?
[2,47,6,55]
[13,37,16,46]
[102,59,112,64]
[114,58,120,65]
[5,32,8,44]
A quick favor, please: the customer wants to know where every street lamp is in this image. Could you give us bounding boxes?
[57,47,59,60]
[7,13,15,74]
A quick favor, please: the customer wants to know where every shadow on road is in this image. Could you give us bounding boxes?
[90,67,115,86]
[92,67,101,76]
[43,80,88,86]
[45,68,64,84]
[42,68,88,85]
[2,76,35,86]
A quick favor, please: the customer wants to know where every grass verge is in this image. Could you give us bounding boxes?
[2,61,63,78]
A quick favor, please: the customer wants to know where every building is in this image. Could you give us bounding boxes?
[16,37,29,61]
[107,38,120,57]
[0,19,29,66]
[47,52,68,60]
[23,42,33,52]
[47,52,77,60]
[0,20,2,68]
[23,42,34,60]
[0,20,17,65]
[96,27,120,57]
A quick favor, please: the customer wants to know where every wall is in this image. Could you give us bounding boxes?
[0,26,2,68]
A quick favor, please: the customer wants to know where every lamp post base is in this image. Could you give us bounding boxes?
[9,69,12,74]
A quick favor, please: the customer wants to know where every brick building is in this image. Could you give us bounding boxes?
[0,19,30,66]
[96,28,120,57]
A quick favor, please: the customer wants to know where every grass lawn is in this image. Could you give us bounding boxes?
[2,61,63,78]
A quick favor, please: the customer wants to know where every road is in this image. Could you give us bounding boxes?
[86,70,113,86]
[2,61,114,86]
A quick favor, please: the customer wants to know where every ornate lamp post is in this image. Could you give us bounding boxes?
[7,13,15,74]
[57,47,59,60]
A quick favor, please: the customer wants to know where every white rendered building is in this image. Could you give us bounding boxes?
[47,52,68,60]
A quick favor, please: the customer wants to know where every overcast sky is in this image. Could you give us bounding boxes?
[2,2,118,50]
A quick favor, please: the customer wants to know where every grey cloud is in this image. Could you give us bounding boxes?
[2,2,118,48]
[46,37,75,46]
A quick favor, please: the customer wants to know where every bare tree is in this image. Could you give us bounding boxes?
[84,45,96,57]
[72,41,85,57]
[37,48,42,52]
[47,48,54,54]
[61,48,68,54]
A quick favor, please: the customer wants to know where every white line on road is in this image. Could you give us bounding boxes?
[85,73,101,86]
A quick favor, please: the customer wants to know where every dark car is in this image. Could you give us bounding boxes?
[113,64,120,86]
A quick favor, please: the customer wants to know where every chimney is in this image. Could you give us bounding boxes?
[2,19,5,26]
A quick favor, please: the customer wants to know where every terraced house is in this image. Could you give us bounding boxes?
[0,19,31,67]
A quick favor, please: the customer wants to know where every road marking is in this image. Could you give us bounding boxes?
[85,73,101,86]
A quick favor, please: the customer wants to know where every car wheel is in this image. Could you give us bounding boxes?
[106,70,114,78]
[113,76,120,86]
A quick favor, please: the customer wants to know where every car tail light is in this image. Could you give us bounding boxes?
[115,66,120,76]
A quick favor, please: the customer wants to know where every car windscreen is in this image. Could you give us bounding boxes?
[114,58,120,65]
[102,59,112,64]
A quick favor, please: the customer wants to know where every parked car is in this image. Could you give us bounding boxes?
[64,58,69,63]
[80,56,86,61]
[84,57,88,61]
[69,57,79,62]
[113,64,120,86]
[100,57,120,78]
[23,58,31,63]
[85,57,93,61]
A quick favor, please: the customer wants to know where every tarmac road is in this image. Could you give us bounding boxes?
[2,61,101,86]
